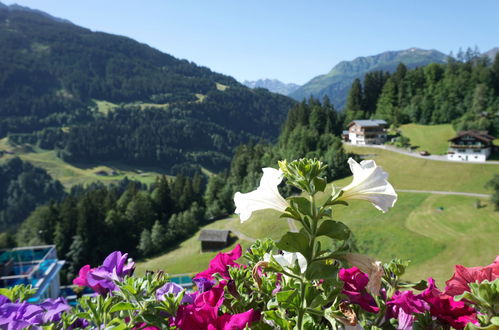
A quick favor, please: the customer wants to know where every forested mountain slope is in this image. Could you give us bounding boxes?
[0,4,295,171]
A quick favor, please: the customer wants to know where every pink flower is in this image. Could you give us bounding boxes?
[445,256,499,296]
[386,291,429,328]
[194,245,242,280]
[73,265,91,287]
[421,278,477,329]
[339,267,379,313]
[133,323,159,330]
[174,283,259,330]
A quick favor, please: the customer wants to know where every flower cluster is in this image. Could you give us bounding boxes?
[0,296,72,329]
[73,251,135,295]
[2,158,498,329]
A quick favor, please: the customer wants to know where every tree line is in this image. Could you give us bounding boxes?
[344,49,499,135]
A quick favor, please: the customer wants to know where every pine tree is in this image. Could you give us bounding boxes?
[345,78,364,124]
[138,229,153,256]
[151,220,166,252]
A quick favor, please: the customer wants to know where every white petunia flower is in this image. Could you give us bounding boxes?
[234,168,288,223]
[339,158,397,212]
[264,251,308,273]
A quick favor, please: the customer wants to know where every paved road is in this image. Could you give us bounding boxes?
[345,143,499,165]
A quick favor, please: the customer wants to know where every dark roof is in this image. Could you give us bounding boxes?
[448,130,496,143]
[198,229,230,242]
[347,119,387,128]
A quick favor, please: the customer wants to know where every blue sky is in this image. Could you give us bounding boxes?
[4,1,499,84]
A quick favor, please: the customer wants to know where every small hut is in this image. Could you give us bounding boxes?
[199,229,230,252]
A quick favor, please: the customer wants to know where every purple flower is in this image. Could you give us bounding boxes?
[192,277,215,293]
[0,295,10,305]
[67,318,90,329]
[0,297,71,330]
[155,282,195,304]
[0,301,44,330]
[39,297,72,323]
[86,251,135,295]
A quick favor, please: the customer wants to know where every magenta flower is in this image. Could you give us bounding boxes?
[386,290,429,328]
[194,244,242,280]
[421,278,477,329]
[175,303,259,330]
[339,267,379,313]
[445,256,499,296]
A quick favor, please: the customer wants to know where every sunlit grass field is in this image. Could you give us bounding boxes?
[0,138,166,189]
[399,123,456,154]
[344,145,496,194]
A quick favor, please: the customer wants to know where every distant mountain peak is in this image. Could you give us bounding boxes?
[243,78,300,96]
[483,47,499,60]
[0,1,73,25]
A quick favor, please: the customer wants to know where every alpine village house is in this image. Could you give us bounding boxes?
[345,120,388,145]
[447,130,496,162]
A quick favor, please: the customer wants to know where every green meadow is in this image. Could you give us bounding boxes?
[344,145,497,193]
[399,123,456,155]
[0,138,166,189]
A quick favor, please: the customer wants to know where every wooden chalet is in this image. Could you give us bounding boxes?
[199,229,231,252]
[447,130,495,162]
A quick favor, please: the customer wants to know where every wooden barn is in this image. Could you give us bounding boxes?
[198,229,231,252]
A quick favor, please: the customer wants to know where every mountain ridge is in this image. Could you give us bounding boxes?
[243,78,300,95]
[0,4,295,171]
[290,48,448,109]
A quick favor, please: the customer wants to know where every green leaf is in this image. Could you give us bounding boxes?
[276,290,300,308]
[313,177,327,193]
[289,197,312,215]
[398,280,427,291]
[305,260,338,280]
[109,302,136,313]
[276,231,309,255]
[316,220,350,240]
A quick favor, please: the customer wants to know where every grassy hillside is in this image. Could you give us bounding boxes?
[344,145,496,193]
[0,138,165,189]
[399,124,456,154]
[135,145,498,287]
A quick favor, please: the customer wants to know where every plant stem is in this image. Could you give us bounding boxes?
[297,278,306,330]
[309,194,318,261]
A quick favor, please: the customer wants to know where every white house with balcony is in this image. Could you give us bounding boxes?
[447,130,495,162]
[347,120,388,145]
